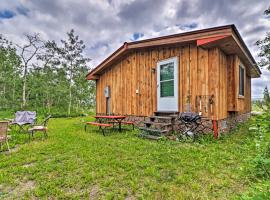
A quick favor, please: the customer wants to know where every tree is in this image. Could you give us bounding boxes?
[73,65,95,112]
[0,35,21,110]
[16,34,43,109]
[263,86,270,107]
[40,29,91,115]
[27,64,69,113]
[256,7,270,70]
[0,30,93,115]
[265,7,270,15]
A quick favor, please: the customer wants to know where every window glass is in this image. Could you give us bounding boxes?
[239,65,244,96]
[160,62,174,81]
[160,62,174,97]
[161,80,174,97]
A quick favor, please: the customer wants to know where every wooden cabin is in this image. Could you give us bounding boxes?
[87,25,261,125]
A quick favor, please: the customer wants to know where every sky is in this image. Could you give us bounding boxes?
[0,0,269,99]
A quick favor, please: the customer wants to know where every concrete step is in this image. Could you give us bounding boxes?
[139,127,169,134]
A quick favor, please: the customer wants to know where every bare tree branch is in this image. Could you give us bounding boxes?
[16,33,44,108]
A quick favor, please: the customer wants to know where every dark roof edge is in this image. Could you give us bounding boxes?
[127,24,233,45]
[230,24,261,75]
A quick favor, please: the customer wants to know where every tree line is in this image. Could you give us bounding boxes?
[255,7,270,110]
[0,29,95,115]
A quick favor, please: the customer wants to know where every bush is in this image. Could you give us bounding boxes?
[239,113,270,199]
[253,153,270,179]
[50,113,88,118]
[252,114,270,182]
[251,114,270,179]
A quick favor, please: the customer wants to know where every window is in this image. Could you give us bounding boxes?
[239,65,245,96]
[160,62,174,97]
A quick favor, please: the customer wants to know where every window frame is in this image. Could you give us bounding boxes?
[238,64,245,97]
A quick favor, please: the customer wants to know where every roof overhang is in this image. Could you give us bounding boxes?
[87,25,261,80]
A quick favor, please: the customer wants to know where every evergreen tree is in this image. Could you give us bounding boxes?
[256,7,270,70]
[263,86,270,108]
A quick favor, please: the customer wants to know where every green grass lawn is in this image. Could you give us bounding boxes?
[0,116,268,199]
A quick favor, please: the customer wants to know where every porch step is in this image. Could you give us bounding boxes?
[143,121,172,127]
[149,116,175,121]
[138,112,178,140]
[154,111,179,116]
[139,127,169,134]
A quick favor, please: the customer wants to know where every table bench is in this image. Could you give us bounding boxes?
[108,121,135,130]
[85,122,112,136]
[94,115,126,132]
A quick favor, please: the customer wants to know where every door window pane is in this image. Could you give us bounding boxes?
[160,62,174,81]
[161,80,174,97]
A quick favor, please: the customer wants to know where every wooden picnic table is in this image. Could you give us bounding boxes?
[94,115,126,132]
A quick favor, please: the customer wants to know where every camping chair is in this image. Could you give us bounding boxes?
[0,121,10,152]
[10,111,37,133]
[28,115,51,140]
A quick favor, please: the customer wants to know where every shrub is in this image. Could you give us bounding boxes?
[250,113,270,179]
[253,152,270,179]
[50,113,88,118]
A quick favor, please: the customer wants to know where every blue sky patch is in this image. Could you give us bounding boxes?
[16,6,30,16]
[176,23,198,30]
[0,10,16,19]
[132,32,144,41]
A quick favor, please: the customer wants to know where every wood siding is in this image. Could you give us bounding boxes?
[227,55,252,113]
[95,43,252,119]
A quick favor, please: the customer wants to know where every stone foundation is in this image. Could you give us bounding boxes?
[218,112,251,133]
[186,112,251,135]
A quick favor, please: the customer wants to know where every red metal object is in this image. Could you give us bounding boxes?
[94,115,126,132]
[86,122,112,127]
[85,122,113,136]
[197,35,228,46]
[212,119,219,139]
[94,115,126,119]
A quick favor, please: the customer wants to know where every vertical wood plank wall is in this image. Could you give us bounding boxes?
[227,55,236,111]
[227,55,252,114]
[95,43,252,119]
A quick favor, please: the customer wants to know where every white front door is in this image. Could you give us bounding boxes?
[157,57,178,111]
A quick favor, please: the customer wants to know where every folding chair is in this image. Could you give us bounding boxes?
[0,121,10,152]
[28,115,51,140]
[10,111,36,133]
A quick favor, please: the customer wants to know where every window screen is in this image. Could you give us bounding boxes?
[239,65,244,96]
